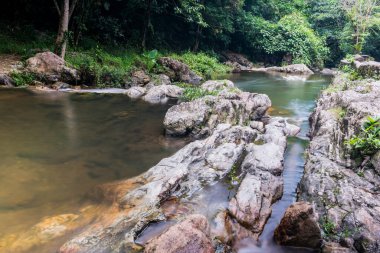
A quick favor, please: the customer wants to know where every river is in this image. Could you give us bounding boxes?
[0,72,330,252]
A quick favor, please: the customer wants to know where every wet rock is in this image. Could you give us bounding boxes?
[127,86,147,99]
[164,86,271,137]
[25,52,79,84]
[249,121,265,133]
[143,85,183,104]
[299,73,380,253]
[266,64,314,75]
[144,215,214,253]
[274,202,322,248]
[201,80,234,92]
[0,74,13,86]
[130,70,151,86]
[158,57,202,85]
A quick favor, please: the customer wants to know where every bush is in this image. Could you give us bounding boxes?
[346,116,380,157]
[10,72,37,87]
[170,52,231,79]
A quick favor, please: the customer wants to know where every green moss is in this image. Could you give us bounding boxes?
[180,86,219,101]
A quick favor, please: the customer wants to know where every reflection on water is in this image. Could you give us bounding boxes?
[0,89,183,239]
[232,72,330,253]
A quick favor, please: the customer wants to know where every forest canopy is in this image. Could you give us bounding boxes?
[1,0,380,67]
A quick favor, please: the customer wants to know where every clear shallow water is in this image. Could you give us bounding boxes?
[231,72,330,252]
[0,89,184,238]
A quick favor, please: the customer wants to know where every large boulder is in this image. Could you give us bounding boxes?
[356,61,380,78]
[126,86,147,99]
[25,52,79,84]
[266,64,314,75]
[144,215,214,253]
[274,202,322,248]
[0,74,13,87]
[158,57,202,85]
[164,84,271,137]
[201,80,234,92]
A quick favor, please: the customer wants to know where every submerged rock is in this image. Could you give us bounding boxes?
[274,202,322,248]
[158,57,202,85]
[144,215,214,253]
[25,52,79,84]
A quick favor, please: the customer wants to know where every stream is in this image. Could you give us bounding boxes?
[0,72,330,252]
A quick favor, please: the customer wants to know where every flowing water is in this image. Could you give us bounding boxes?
[231,72,330,252]
[0,72,330,252]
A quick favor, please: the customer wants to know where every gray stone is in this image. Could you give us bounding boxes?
[158,57,202,85]
[126,86,146,99]
[201,80,234,92]
[143,85,183,104]
[266,64,314,75]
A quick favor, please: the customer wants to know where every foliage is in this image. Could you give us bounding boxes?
[321,217,337,237]
[142,49,159,72]
[180,85,219,101]
[346,116,380,157]
[10,72,37,87]
[171,52,231,78]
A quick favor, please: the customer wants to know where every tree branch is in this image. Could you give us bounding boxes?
[69,0,79,20]
[53,0,61,16]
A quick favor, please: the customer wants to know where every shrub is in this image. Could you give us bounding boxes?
[10,72,37,87]
[346,116,380,157]
[170,52,231,79]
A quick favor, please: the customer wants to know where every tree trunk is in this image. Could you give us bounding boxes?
[193,25,201,52]
[55,0,70,59]
[142,0,152,50]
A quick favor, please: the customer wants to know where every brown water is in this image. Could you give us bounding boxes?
[0,89,184,240]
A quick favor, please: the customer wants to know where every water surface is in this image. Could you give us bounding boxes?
[0,89,183,238]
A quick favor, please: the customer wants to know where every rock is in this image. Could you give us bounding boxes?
[322,242,352,253]
[222,52,253,72]
[144,215,214,253]
[158,57,202,85]
[242,142,284,176]
[356,61,380,78]
[249,121,265,133]
[228,172,283,233]
[126,86,147,99]
[59,125,257,253]
[201,80,234,92]
[143,85,183,104]
[25,52,79,84]
[164,90,271,137]
[266,64,314,75]
[299,72,380,253]
[0,74,14,86]
[51,81,70,90]
[130,70,151,86]
[274,202,322,248]
[372,151,380,175]
[321,68,336,76]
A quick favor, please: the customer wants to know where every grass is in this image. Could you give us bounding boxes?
[179,85,219,101]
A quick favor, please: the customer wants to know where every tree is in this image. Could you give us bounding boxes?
[340,0,380,53]
[53,0,79,59]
